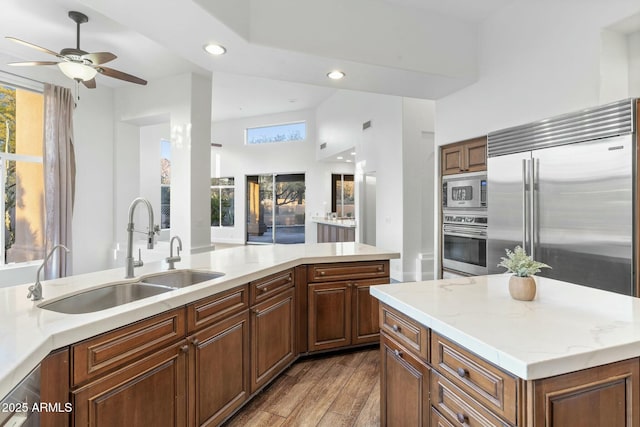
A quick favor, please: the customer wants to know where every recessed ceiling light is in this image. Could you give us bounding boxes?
[204,43,227,56]
[346,159,352,163]
[350,152,356,156]
[337,156,344,160]
[327,70,345,80]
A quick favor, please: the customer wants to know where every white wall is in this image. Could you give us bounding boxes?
[435,2,640,145]
[630,31,640,96]
[211,109,353,244]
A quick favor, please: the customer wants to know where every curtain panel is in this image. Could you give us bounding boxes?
[43,84,75,279]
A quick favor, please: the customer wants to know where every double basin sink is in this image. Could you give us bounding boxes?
[39,269,225,314]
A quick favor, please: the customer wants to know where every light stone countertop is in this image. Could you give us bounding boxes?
[311,217,357,227]
[0,242,399,399]
[370,275,640,380]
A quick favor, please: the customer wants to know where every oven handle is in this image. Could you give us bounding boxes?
[443,229,487,239]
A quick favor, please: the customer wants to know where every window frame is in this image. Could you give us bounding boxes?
[331,174,354,218]
[211,177,235,227]
[245,121,307,145]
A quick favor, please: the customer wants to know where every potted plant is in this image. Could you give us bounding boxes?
[497,246,551,301]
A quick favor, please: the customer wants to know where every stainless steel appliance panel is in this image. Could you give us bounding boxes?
[533,135,633,294]
[487,151,532,273]
[442,172,487,209]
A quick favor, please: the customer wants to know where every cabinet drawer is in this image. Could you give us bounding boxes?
[187,284,249,333]
[307,261,389,283]
[72,308,186,387]
[250,269,294,305]
[432,333,517,425]
[431,372,511,427]
[380,304,429,360]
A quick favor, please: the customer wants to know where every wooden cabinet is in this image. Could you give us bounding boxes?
[185,285,250,427]
[379,302,640,427]
[306,261,390,352]
[380,333,430,427]
[73,340,188,427]
[188,310,250,427]
[250,286,296,393]
[530,358,640,427]
[441,136,487,175]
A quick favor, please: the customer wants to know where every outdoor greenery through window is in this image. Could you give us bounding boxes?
[160,139,171,229]
[0,83,45,264]
[331,174,354,218]
[245,122,306,145]
[211,177,234,227]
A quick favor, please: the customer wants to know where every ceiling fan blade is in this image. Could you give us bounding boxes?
[97,66,147,85]
[82,78,97,89]
[82,52,117,65]
[5,37,60,58]
[8,61,59,66]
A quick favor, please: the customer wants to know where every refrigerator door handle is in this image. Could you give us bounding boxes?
[522,159,528,250]
[530,157,536,258]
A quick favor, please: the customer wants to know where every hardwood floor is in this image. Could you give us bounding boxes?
[223,347,380,427]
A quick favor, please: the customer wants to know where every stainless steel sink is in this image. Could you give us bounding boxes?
[39,269,225,314]
[39,282,176,314]
[140,269,225,288]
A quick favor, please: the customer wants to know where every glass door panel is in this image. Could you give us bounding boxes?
[246,174,305,244]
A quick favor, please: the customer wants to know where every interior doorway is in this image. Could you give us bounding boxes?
[362,173,376,246]
[246,173,306,244]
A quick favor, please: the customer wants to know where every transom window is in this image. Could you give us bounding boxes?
[245,122,306,145]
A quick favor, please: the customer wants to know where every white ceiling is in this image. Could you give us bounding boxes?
[1,0,637,123]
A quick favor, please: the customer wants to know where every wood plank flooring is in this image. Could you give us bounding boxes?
[223,347,381,427]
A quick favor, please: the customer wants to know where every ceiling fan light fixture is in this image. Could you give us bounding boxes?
[57,62,97,81]
[204,43,227,56]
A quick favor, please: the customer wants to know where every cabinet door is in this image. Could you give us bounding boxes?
[531,358,639,427]
[352,279,387,345]
[442,145,464,175]
[73,341,188,427]
[380,334,430,427]
[251,288,296,393]
[308,281,351,352]
[464,138,487,172]
[189,310,250,427]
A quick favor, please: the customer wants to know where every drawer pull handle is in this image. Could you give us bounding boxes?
[319,271,326,276]
[457,367,468,378]
[180,345,189,353]
[456,412,468,424]
[377,266,383,271]
[288,276,292,281]
[392,324,400,333]
[262,287,268,292]
[192,338,199,346]
[393,349,403,358]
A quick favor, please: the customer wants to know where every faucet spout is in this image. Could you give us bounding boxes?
[125,197,159,278]
[166,235,183,270]
[28,244,70,301]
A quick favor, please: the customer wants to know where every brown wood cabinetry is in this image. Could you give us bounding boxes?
[380,333,430,427]
[41,349,71,427]
[250,286,296,393]
[441,136,487,175]
[73,340,188,427]
[188,310,250,427]
[306,261,390,352]
[379,302,640,427]
[530,358,640,427]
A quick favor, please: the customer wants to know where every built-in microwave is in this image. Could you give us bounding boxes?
[442,172,487,209]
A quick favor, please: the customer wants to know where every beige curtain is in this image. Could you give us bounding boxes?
[43,84,75,279]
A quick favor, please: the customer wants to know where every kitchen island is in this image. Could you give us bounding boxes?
[371,275,640,426]
[0,242,398,426]
[313,217,356,243]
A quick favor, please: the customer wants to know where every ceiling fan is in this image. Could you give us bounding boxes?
[5,10,147,88]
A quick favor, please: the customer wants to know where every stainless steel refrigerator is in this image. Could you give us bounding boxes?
[487,99,636,295]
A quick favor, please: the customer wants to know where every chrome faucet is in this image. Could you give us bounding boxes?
[27,244,70,301]
[125,197,159,278]
[166,235,183,270]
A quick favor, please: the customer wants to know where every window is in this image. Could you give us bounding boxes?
[160,139,171,229]
[0,83,44,264]
[331,174,354,218]
[245,122,306,145]
[211,177,235,227]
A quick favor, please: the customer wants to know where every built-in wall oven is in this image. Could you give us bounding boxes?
[442,211,487,276]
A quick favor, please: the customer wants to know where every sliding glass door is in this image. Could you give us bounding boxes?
[246,173,305,244]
